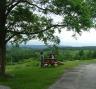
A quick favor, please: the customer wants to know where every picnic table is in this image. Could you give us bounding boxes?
[43,58,58,67]
[40,52,58,67]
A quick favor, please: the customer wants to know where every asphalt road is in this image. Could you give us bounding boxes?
[0,85,10,89]
[48,64,96,89]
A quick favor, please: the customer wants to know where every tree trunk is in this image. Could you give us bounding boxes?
[0,0,7,76]
[0,35,6,75]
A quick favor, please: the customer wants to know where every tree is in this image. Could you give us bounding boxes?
[92,51,96,59]
[77,50,85,60]
[0,0,95,76]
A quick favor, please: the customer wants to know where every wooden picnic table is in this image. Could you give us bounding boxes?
[43,58,58,66]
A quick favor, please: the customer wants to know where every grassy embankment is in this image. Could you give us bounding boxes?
[0,59,96,89]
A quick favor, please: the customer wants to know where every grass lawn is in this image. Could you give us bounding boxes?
[0,59,96,89]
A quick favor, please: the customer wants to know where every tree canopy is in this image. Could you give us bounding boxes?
[5,0,96,45]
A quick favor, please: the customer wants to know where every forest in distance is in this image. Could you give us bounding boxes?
[6,45,96,64]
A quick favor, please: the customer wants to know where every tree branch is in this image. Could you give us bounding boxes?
[6,0,16,8]
[23,0,47,11]
[23,0,53,12]
[5,34,16,43]
[6,0,22,16]
[6,0,52,17]
[6,24,65,35]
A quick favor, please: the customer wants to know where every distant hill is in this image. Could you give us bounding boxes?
[21,45,96,50]
[20,45,48,49]
[7,44,96,50]
[60,46,96,50]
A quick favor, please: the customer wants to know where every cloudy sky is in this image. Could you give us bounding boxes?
[26,15,96,47]
[27,28,96,47]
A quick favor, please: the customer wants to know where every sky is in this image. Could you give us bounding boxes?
[26,15,96,47]
[27,28,96,47]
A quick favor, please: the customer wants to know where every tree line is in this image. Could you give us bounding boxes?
[6,47,96,64]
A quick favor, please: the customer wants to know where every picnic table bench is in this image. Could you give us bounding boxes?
[43,58,58,67]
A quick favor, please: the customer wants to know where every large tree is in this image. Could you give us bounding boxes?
[0,0,95,76]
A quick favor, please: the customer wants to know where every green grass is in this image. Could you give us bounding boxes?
[0,59,95,89]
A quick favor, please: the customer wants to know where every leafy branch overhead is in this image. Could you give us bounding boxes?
[5,0,96,44]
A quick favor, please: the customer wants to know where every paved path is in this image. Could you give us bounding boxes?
[48,64,96,89]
